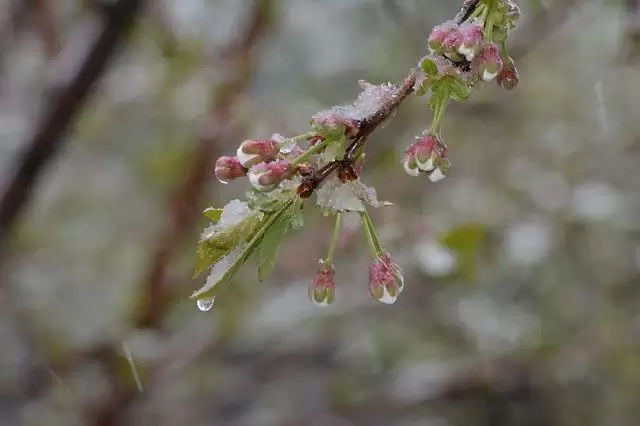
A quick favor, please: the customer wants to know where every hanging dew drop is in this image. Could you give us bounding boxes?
[196,298,215,311]
[216,177,230,184]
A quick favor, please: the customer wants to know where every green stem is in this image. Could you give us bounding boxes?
[278,132,315,148]
[467,3,486,22]
[430,92,449,135]
[500,40,511,60]
[484,0,496,41]
[291,138,330,166]
[360,209,384,259]
[325,212,342,264]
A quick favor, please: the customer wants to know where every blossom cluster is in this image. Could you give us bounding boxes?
[193,0,521,310]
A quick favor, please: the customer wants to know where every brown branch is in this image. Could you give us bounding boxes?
[0,0,144,259]
[32,0,61,59]
[297,0,483,198]
[84,2,277,425]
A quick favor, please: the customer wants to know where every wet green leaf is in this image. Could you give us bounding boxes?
[192,200,294,300]
[203,207,223,222]
[193,214,262,278]
[447,77,470,102]
[258,212,291,281]
[420,57,439,76]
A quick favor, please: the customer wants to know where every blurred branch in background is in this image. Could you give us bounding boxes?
[0,0,144,263]
[0,0,31,92]
[32,0,61,60]
[625,0,640,59]
[86,1,278,425]
[509,0,579,58]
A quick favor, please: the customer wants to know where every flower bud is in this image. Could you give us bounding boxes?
[236,138,279,167]
[214,156,246,183]
[442,29,464,62]
[428,22,456,55]
[402,133,450,181]
[248,161,293,192]
[497,57,519,90]
[474,44,503,82]
[311,111,359,138]
[457,23,484,61]
[368,252,404,305]
[309,262,336,306]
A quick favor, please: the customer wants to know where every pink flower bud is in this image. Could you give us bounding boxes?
[457,23,484,61]
[236,138,279,167]
[214,156,246,183]
[368,252,404,305]
[309,262,336,306]
[311,111,360,138]
[248,161,293,192]
[428,22,456,55]
[402,133,450,181]
[442,29,464,62]
[474,44,503,82]
[497,57,519,90]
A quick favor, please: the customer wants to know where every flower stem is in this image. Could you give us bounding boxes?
[291,138,330,166]
[325,212,342,264]
[430,94,449,135]
[278,132,316,148]
[360,209,384,259]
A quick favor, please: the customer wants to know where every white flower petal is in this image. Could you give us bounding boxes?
[236,147,259,166]
[416,157,435,172]
[482,69,498,82]
[376,286,398,305]
[403,159,420,176]
[428,168,446,183]
[457,45,475,61]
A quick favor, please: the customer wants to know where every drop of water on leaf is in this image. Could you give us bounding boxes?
[196,298,215,312]
[216,177,229,184]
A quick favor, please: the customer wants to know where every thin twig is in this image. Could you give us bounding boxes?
[0,0,144,259]
[84,2,277,425]
[32,0,61,59]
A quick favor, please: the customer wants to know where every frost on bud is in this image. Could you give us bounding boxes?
[248,161,293,192]
[236,138,279,167]
[474,44,503,82]
[497,57,519,90]
[402,133,450,181]
[311,111,360,138]
[457,23,484,61]
[428,21,456,55]
[368,252,404,305]
[309,261,336,306]
[442,29,464,62]
[214,156,246,183]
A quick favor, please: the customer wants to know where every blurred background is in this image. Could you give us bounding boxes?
[1,0,640,425]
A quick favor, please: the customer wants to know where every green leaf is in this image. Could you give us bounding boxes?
[289,200,304,230]
[322,138,345,163]
[192,199,295,300]
[193,214,262,278]
[258,212,291,281]
[447,77,470,102]
[203,207,223,222]
[420,57,438,76]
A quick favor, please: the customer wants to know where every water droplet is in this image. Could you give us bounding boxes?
[196,297,215,311]
[216,177,229,184]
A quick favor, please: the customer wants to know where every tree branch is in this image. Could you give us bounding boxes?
[0,0,144,257]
